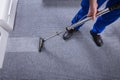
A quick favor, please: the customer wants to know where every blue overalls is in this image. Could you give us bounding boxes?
[72,0,120,33]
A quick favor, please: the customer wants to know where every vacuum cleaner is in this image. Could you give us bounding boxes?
[39,2,120,52]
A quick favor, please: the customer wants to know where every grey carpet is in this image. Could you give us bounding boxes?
[0,0,120,80]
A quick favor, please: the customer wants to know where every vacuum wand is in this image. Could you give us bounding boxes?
[39,30,65,52]
[39,2,120,52]
[45,31,65,41]
[67,8,110,30]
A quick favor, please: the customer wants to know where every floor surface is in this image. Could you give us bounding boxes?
[0,0,120,80]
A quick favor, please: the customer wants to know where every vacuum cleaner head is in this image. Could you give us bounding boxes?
[39,37,45,52]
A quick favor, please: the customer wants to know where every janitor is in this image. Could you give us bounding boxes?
[63,0,120,47]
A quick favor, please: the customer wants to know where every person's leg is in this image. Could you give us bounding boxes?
[91,0,120,34]
[72,0,106,30]
[63,0,106,40]
[90,0,120,46]
[71,0,89,30]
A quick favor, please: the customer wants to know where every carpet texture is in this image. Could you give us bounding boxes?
[0,0,120,80]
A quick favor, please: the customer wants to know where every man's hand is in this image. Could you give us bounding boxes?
[87,0,98,20]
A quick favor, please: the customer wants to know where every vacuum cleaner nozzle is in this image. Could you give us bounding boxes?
[39,37,45,52]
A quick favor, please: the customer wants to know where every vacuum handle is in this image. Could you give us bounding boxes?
[109,2,120,11]
[67,2,120,31]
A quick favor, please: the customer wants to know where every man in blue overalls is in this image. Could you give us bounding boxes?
[63,0,120,47]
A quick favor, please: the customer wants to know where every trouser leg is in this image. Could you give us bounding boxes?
[72,0,106,30]
[91,0,120,33]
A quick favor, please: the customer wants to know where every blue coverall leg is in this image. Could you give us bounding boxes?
[91,0,120,33]
[72,0,120,33]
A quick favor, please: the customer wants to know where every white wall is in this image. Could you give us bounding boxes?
[0,0,18,68]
